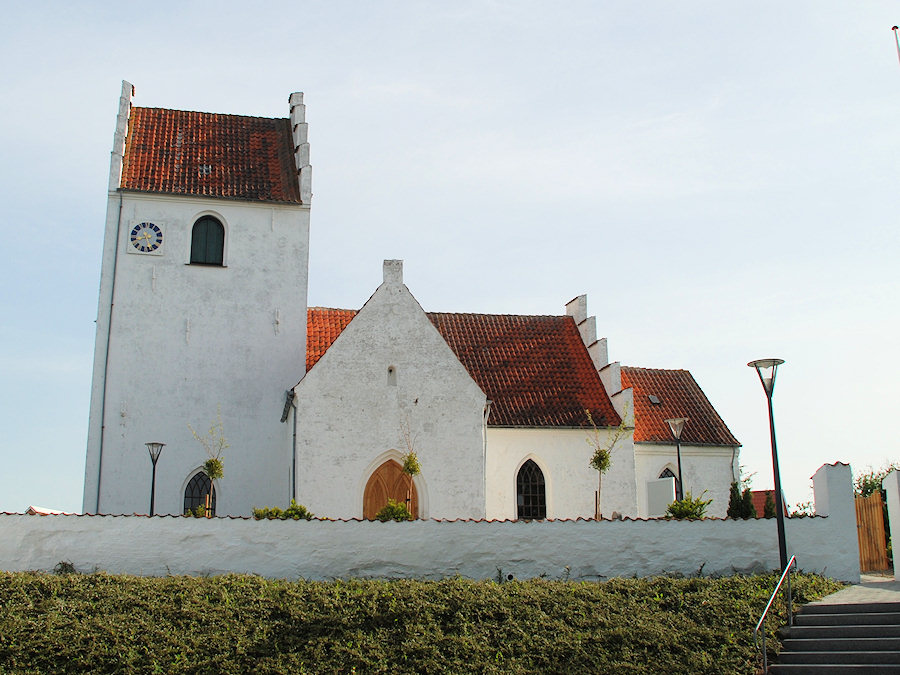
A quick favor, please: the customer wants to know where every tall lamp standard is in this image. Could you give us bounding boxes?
[665,418,688,501]
[748,358,788,572]
[146,442,165,516]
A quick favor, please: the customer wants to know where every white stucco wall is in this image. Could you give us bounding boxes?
[634,443,738,518]
[0,515,858,582]
[5,464,858,582]
[293,261,487,520]
[882,470,900,582]
[485,427,637,520]
[83,191,310,517]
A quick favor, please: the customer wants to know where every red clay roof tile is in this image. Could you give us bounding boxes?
[306,308,620,428]
[621,367,740,447]
[120,107,301,203]
[306,307,356,372]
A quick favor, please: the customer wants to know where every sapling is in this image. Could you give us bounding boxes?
[585,403,630,520]
[188,406,229,517]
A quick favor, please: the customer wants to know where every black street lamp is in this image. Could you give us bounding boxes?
[146,442,165,516]
[748,358,788,572]
[665,418,688,501]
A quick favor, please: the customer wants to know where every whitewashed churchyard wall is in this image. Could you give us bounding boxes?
[2,464,859,583]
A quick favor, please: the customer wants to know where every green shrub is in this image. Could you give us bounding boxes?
[666,492,712,520]
[203,457,224,481]
[375,498,413,522]
[726,481,757,519]
[252,500,314,520]
[402,451,421,476]
[0,571,844,674]
[184,504,206,518]
[763,491,776,519]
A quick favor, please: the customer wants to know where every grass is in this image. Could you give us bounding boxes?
[0,571,842,674]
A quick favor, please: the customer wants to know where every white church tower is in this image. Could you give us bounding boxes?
[83,82,312,516]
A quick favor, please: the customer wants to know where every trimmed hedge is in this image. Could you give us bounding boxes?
[0,571,842,674]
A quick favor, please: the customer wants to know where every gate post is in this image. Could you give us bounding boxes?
[883,470,900,581]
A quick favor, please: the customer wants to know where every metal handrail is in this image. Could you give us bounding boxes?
[754,555,796,673]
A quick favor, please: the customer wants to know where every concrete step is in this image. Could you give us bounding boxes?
[782,637,900,652]
[801,602,900,615]
[777,650,900,665]
[795,612,900,626]
[772,668,900,674]
[782,625,900,639]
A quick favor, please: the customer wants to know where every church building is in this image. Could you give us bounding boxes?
[83,83,740,520]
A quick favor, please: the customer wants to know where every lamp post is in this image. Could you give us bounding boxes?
[748,358,788,572]
[665,418,688,501]
[146,442,165,516]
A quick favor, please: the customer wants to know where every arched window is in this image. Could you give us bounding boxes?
[184,471,216,516]
[659,467,680,499]
[190,216,224,265]
[516,459,546,520]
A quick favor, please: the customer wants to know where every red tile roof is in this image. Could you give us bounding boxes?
[306,308,620,428]
[120,107,302,203]
[621,367,740,446]
[306,307,356,372]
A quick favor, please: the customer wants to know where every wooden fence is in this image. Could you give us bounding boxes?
[855,492,889,572]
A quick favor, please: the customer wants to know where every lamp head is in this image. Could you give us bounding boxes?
[146,442,165,463]
[665,418,688,441]
[747,358,784,396]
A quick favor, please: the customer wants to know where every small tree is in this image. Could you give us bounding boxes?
[398,411,421,517]
[726,468,757,520]
[726,482,742,519]
[763,491,776,519]
[188,407,228,516]
[585,404,630,520]
[741,488,757,519]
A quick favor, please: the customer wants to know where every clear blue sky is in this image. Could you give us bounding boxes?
[2,1,898,513]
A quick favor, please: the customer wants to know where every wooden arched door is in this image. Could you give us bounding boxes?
[363,459,418,519]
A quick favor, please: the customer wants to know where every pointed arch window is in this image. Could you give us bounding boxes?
[184,471,216,516]
[190,216,224,265]
[659,467,680,499]
[516,459,546,520]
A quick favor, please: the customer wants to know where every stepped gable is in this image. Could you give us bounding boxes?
[120,107,301,203]
[621,366,740,446]
[306,308,620,428]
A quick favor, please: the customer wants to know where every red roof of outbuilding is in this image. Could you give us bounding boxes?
[306,308,620,428]
[120,107,302,203]
[621,367,740,446]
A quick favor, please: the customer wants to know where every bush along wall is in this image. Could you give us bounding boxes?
[0,571,843,674]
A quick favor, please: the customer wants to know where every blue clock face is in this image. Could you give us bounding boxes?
[130,222,163,252]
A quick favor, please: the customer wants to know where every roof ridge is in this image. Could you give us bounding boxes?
[426,311,567,319]
[132,106,287,122]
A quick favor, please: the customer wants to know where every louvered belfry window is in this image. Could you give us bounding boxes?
[184,471,216,516]
[190,216,224,265]
[516,459,546,520]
